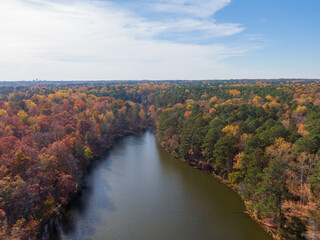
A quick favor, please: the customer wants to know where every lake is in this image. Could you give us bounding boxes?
[49,131,272,240]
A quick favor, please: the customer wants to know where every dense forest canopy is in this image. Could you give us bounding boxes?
[0,79,320,239]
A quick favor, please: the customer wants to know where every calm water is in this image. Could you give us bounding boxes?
[50,131,272,240]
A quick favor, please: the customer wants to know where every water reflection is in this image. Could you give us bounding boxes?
[50,131,272,240]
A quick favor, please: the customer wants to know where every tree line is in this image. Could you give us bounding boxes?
[1,80,320,239]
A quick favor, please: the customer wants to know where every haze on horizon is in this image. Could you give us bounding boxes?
[0,0,319,81]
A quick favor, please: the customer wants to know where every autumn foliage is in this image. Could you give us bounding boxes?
[155,80,320,240]
[0,84,149,239]
[1,80,320,240]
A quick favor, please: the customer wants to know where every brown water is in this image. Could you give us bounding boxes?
[49,131,272,240]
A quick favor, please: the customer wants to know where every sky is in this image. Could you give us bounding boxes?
[0,0,319,81]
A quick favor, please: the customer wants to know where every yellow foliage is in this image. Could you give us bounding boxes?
[209,96,218,104]
[265,138,294,163]
[0,109,8,118]
[222,125,239,136]
[223,98,241,105]
[292,105,308,124]
[294,105,308,115]
[17,110,30,125]
[105,110,114,120]
[263,101,281,111]
[185,99,195,105]
[252,96,263,105]
[266,95,273,101]
[186,104,193,111]
[25,100,37,110]
[229,89,241,97]
[84,147,93,160]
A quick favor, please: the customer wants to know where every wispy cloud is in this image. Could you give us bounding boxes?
[155,0,231,18]
[119,0,244,41]
[0,0,263,80]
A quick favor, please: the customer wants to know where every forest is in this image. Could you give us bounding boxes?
[0,80,320,239]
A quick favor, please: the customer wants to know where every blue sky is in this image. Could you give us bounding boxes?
[217,0,320,77]
[0,0,319,80]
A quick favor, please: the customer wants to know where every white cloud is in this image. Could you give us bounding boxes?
[155,0,231,18]
[0,0,260,80]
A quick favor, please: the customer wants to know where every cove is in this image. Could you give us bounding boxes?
[49,131,272,240]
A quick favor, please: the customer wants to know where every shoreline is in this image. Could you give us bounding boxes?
[184,157,279,239]
[208,172,280,240]
[40,129,148,240]
[41,129,279,240]
[156,136,281,240]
